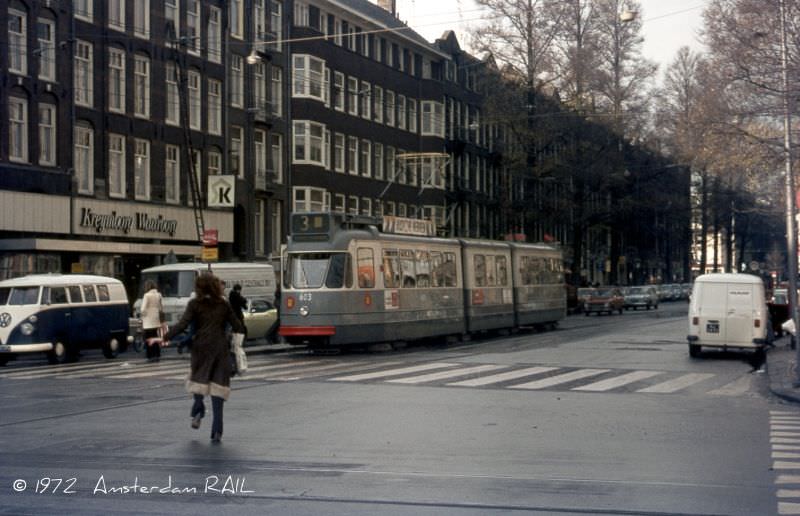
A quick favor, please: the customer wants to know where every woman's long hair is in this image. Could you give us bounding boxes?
[195,272,223,300]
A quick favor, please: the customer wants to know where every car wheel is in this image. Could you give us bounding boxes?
[48,340,75,364]
[102,335,121,359]
[689,343,701,358]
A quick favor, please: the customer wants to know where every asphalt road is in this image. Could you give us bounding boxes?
[0,303,793,515]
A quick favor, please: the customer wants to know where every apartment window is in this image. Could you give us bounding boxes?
[255,129,267,181]
[373,86,383,123]
[385,201,395,216]
[165,0,179,37]
[385,90,395,126]
[325,129,331,170]
[208,149,221,176]
[109,0,125,31]
[397,95,406,130]
[294,2,309,26]
[270,67,283,116]
[165,63,179,124]
[334,133,345,172]
[37,18,56,81]
[230,126,243,177]
[335,19,344,46]
[324,67,331,107]
[348,195,358,215]
[108,48,126,113]
[230,55,243,107]
[134,0,149,38]
[361,198,372,216]
[208,79,221,134]
[75,124,94,194]
[255,0,267,37]
[230,0,243,38]
[270,133,283,183]
[360,140,371,177]
[75,41,93,107]
[360,82,371,119]
[270,1,282,43]
[9,97,28,163]
[108,133,126,198]
[333,72,344,111]
[347,136,358,175]
[270,200,283,255]
[75,0,93,21]
[293,187,328,212]
[254,62,267,110]
[334,193,345,213]
[386,146,395,182]
[134,139,150,199]
[255,199,265,256]
[398,203,407,217]
[347,77,358,116]
[409,99,418,133]
[134,54,150,118]
[374,143,384,180]
[39,104,56,166]
[165,145,180,204]
[421,101,444,137]
[293,121,326,166]
[292,54,326,101]
[361,32,369,57]
[208,7,221,62]
[190,149,202,204]
[188,70,201,130]
[187,0,201,54]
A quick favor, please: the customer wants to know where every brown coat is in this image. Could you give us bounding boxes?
[165,296,245,400]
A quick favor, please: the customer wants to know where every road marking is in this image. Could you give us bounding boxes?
[572,370,663,392]
[1,360,130,379]
[508,369,609,390]
[777,475,800,483]
[774,445,800,451]
[775,453,800,459]
[773,438,800,445]
[330,363,458,382]
[774,411,799,416]
[774,425,800,431]
[707,375,752,396]
[386,364,507,384]
[779,490,800,498]
[447,366,559,387]
[251,361,399,380]
[773,432,800,438]
[779,502,800,515]
[636,373,715,393]
[775,461,800,470]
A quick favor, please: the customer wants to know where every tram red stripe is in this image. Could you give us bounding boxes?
[279,326,336,336]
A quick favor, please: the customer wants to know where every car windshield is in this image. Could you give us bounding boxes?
[628,287,647,294]
[287,253,352,289]
[7,286,40,305]
[773,290,788,304]
[595,289,614,297]
[577,288,594,296]
[139,271,196,298]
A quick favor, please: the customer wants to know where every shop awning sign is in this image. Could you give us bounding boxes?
[208,176,236,208]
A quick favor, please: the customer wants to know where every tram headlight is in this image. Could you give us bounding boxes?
[299,306,309,317]
[21,322,35,336]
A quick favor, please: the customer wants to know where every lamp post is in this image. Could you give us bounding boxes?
[777,0,800,384]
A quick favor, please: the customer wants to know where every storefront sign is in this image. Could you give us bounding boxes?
[79,208,178,237]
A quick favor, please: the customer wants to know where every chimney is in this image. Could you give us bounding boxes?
[376,0,396,16]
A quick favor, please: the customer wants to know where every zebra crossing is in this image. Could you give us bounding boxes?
[0,353,756,397]
[771,410,800,515]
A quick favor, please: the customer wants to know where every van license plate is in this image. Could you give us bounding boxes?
[706,322,720,333]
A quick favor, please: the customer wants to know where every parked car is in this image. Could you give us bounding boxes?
[769,288,790,338]
[243,299,279,343]
[576,287,596,313]
[623,286,659,310]
[584,287,625,315]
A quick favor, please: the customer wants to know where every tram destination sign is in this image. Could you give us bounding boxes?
[291,213,332,241]
[382,216,436,237]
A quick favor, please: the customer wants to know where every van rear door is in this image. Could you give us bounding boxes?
[698,283,727,344]
[726,285,754,345]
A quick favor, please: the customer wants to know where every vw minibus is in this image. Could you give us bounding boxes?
[0,274,130,365]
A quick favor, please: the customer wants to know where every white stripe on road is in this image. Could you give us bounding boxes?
[774,461,800,470]
[447,366,559,387]
[777,475,800,483]
[572,370,663,392]
[774,445,800,451]
[330,363,458,382]
[707,375,752,396]
[773,411,798,416]
[778,490,800,498]
[773,432,800,438]
[779,502,800,515]
[636,373,715,393]
[774,452,800,459]
[249,361,400,380]
[387,365,507,384]
[508,369,609,390]
[2,360,133,379]
[774,425,800,431]
[773,438,800,445]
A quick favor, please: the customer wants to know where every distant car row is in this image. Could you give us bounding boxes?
[574,283,691,315]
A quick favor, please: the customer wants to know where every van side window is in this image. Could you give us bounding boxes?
[68,286,83,303]
[10,287,40,305]
[96,284,110,301]
[48,287,68,304]
[83,285,97,302]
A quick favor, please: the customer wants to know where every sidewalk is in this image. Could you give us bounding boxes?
[769,337,800,404]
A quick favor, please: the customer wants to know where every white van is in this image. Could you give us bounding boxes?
[133,262,276,324]
[0,274,130,365]
[687,273,771,358]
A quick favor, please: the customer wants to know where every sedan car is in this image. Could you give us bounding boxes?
[584,288,625,315]
[243,299,279,343]
[623,286,659,310]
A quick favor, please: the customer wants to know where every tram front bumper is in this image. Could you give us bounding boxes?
[279,326,336,337]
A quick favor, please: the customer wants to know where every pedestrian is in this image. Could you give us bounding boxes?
[228,284,247,325]
[161,273,245,443]
[140,280,164,363]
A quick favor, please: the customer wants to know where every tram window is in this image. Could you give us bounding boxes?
[430,251,443,287]
[326,253,353,289]
[289,253,330,288]
[357,248,375,289]
[9,286,40,305]
[474,255,486,287]
[68,286,83,303]
[400,249,416,288]
[415,250,430,287]
[497,256,508,286]
[383,249,400,288]
[485,255,496,286]
[443,252,457,287]
[83,285,97,302]
[96,284,110,301]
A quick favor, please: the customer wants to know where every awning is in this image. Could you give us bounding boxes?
[0,238,202,256]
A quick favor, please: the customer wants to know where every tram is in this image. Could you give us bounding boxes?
[278,212,566,349]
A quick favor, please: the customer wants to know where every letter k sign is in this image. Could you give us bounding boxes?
[208,176,236,208]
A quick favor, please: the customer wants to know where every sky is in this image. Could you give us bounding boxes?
[392,0,708,74]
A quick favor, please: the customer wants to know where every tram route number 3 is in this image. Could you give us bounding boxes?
[298,293,313,302]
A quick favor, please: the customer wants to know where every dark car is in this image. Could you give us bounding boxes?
[769,288,790,338]
[584,287,625,315]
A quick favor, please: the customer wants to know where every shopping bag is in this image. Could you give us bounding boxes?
[230,333,247,374]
